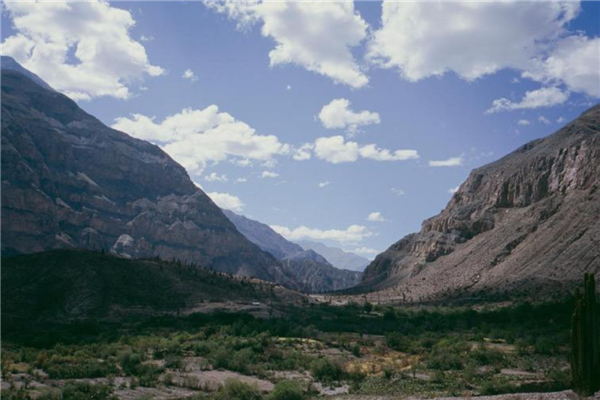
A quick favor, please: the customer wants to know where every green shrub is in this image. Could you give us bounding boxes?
[309,358,344,382]
[267,380,306,400]
[62,383,117,400]
[215,379,263,400]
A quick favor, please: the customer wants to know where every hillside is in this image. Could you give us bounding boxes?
[1,250,303,329]
[359,104,600,301]
[0,67,293,286]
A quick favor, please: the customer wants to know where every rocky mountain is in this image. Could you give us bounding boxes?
[360,105,600,302]
[0,67,292,286]
[1,56,54,91]
[297,240,371,272]
[223,210,362,292]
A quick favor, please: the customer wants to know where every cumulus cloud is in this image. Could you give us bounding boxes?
[1,0,164,101]
[204,172,228,182]
[182,69,199,82]
[204,0,369,88]
[367,1,598,106]
[207,191,244,212]
[235,177,248,183]
[367,1,579,83]
[367,212,386,222]
[518,119,531,126]
[112,105,289,175]
[487,87,569,113]
[429,156,463,167]
[318,98,380,135]
[292,143,314,161]
[314,136,418,164]
[271,224,373,245]
[524,35,600,97]
[261,171,279,179]
[318,181,330,188]
[351,247,379,257]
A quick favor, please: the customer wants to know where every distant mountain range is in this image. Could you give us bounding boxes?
[223,210,362,292]
[358,104,600,301]
[297,240,371,272]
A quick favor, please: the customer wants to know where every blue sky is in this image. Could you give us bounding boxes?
[2,1,599,258]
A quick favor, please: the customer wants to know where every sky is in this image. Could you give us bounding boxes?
[2,0,599,259]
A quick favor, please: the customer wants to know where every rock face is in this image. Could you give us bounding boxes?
[0,69,291,285]
[297,240,370,272]
[360,104,600,301]
[223,210,362,292]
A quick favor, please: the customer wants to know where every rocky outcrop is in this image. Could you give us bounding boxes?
[1,69,291,285]
[223,210,362,292]
[360,104,600,301]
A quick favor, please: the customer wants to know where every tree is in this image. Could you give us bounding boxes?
[571,273,600,396]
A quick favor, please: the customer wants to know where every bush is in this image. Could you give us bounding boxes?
[267,380,306,400]
[215,379,263,400]
[62,383,117,400]
[309,358,344,383]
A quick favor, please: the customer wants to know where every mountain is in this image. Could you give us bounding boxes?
[0,67,293,286]
[223,210,362,292]
[2,249,303,334]
[297,240,371,272]
[1,56,54,91]
[222,209,304,259]
[360,104,600,302]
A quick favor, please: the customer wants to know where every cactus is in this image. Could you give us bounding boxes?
[571,273,600,396]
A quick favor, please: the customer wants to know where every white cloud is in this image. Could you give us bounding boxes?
[487,87,569,113]
[367,1,579,83]
[448,186,460,194]
[205,0,369,88]
[261,171,279,179]
[518,119,531,126]
[292,143,314,161]
[182,69,199,82]
[1,1,164,101]
[318,181,330,188]
[538,115,551,125]
[391,187,405,196]
[204,172,228,182]
[318,98,380,134]
[112,106,289,175]
[351,247,379,257]
[140,35,154,42]
[429,156,464,167]
[557,116,565,124]
[367,212,386,222]
[286,85,292,90]
[524,35,600,97]
[207,191,244,212]
[271,224,373,245]
[235,177,248,183]
[313,136,418,164]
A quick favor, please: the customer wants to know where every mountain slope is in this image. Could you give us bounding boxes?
[222,209,304,259]
[297,240,370,272]
[0,68,291,285]
[223,210,362,292]
[360,105,600,301]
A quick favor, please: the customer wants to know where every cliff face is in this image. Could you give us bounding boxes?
[361,104,600,301]
[1,70,290,285]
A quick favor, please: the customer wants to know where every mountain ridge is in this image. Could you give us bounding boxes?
[358,104,600,301]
